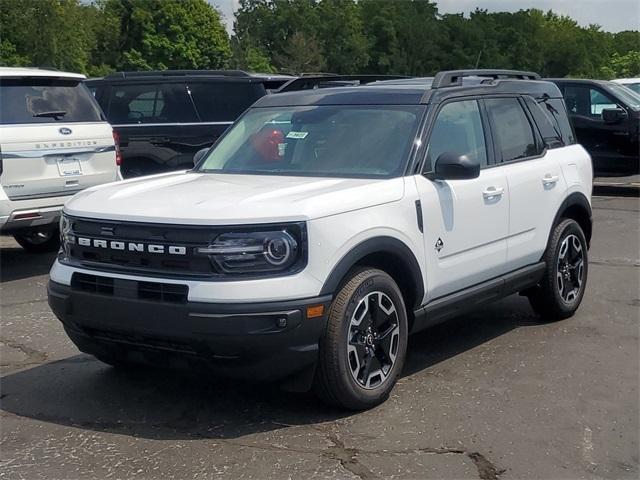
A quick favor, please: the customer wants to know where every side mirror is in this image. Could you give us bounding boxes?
[193,148,209,165]
[430,152,480,180]
[602,108,627,124]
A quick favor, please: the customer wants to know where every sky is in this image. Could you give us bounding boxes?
[210,0,640,33]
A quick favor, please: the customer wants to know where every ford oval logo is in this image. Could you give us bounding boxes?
[59,127,72,135]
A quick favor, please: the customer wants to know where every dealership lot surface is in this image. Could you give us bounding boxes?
[0,196,638,480]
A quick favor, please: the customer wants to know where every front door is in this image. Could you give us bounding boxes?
[562,83,633,175]
[415,99,509,301]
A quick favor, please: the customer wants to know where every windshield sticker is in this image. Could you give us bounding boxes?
[286,131,308,139]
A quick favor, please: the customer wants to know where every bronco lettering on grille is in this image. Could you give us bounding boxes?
[76,237,187,255]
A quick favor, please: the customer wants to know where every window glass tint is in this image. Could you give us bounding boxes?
[564,85,623,117]
[188,82,264,122]
[427,100,487,169]
[608,83,640,110]
[108,83,196,124]
[198,105,422,178]
[486,98,539,162]
[623,83,640,95]
[0,78,103,124]
[524,96,575,146]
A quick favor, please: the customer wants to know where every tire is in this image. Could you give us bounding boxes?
[313,268,408,410]
[13,227,60,253]
[528,218,588,320]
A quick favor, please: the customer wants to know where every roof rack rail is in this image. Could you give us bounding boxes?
[277,74,410,93]
[104,70,251,79]
[431,69,540,89]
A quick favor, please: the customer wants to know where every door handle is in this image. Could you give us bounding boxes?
[542,174,559,186]
[482,186,504,199]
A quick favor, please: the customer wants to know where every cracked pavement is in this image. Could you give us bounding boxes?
[0,196,638,479]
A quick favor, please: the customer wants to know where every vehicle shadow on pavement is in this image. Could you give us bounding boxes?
[0,296,539,441]
[0,245,56,283]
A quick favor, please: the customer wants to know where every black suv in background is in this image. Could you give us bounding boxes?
[549,78,640,176]
[86,71,292,178]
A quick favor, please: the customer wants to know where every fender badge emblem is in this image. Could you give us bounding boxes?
[435,238,444,252]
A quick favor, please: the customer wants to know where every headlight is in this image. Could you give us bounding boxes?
[197,225,306,275]
[59,213,74,256]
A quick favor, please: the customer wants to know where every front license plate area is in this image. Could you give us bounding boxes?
[57,157,83,177]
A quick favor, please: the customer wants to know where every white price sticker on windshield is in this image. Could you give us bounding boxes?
[286,131,308,139]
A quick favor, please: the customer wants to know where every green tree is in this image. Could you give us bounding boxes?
[0,0,97,73]
[600,51,640,78]
[317,0,369,73]
[92,0,231,71]
[274,31,326,73]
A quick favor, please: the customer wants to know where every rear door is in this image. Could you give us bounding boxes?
[483,96,567,271]
[0,77,117,200]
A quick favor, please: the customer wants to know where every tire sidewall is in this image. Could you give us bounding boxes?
[332,270,408,406]
[13,227,60,253]
[548,219,589,313]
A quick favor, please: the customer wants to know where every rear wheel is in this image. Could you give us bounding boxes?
[13,227,60,253]
[314,268,408,410]
[527,218,588,320]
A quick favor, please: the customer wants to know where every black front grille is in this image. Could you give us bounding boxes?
[65,217,217,277]
[71,273,188,304]
[71,273,114,294]
[84,328,197,354]
[138,281,189,303]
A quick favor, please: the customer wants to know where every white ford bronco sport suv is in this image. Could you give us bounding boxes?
[48,70,593,410]
[0,67,120,252]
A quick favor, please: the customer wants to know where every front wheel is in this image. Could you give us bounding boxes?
[528,218,588,320]
[13,227,60,253]
[313,268,408,410]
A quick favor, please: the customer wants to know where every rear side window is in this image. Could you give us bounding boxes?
[107,83,197,124]
[188,82,265,122]
[0,78,103,124]
[485,98,540,162]
[426,99,488,169]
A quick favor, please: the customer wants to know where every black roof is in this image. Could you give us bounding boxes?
[255,70,562,108]
[86,70,295,84]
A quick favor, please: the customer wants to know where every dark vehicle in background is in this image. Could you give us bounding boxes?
[86,70,292,178]
[549,78,640,176]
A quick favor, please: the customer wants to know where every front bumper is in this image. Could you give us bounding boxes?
[48,279,331,381]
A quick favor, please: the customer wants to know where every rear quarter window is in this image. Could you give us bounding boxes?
[188,81,266,122]
[523,96,575,146]
[107,82,197,124]
[0,78,103,124]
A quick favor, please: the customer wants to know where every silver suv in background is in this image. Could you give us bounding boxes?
[0,67,121,252]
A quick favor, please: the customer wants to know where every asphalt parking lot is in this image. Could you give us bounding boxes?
[0,196,638,480]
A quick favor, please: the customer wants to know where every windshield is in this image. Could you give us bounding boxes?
[620,82,640,95]
[197,105,424,178]
[607,83,640,111]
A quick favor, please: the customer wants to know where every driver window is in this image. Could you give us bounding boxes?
[564,85,619,118]
[426,100,487,171]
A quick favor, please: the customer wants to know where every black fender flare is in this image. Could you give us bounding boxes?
[550,191,593,246]
[319,236,425,309]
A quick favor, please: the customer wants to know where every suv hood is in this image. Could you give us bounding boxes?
[65,172,405,225]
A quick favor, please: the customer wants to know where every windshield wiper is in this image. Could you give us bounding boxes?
[33,110,67,120]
